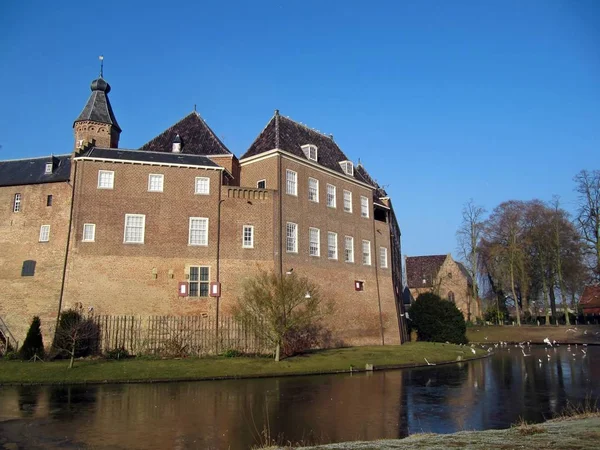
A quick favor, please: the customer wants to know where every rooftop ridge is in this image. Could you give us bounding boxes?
[0,154,71,162]
[192,111,232,155]
[90,147,220,158]
[279,114,335,141]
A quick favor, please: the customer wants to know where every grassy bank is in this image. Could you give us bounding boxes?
[292,414,600,450]
[0,342,483,385]
[467,324,600,344]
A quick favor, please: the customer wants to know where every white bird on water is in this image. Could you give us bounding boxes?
[424,358,436,366]
[543,337,552,346]
[471,348,476,355]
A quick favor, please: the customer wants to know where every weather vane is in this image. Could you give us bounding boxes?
[99,55,104,78]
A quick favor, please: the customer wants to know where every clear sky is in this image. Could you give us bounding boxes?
[1,0,599,258]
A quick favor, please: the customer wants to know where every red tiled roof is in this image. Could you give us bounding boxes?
[405,255,447,288]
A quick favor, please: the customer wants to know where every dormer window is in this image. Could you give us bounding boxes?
[339,160,354,176]
[45,163,53,174]
[301,144,318,162]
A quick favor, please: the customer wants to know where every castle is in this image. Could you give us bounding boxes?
[0,73,407,348]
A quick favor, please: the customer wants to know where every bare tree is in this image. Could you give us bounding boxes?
[574,170,600,281]
[456,199,486,321]
[551,197,572,324]
[52,309,99,368]
[232,271,332,362]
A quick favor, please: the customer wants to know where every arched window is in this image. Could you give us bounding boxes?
[448,291,455,303]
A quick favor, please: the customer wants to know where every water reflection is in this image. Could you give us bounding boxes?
[0,346,598,449]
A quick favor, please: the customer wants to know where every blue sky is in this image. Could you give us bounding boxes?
[1,0,599,258]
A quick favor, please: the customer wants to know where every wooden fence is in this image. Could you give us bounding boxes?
[92,315,270,356]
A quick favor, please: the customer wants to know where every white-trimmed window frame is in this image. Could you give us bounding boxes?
[362,240,371,266]
[82,223,96,242]
[327,231,338,260]
[360,196,369,218]
[301,144,318,161]
[380,247,389,268]
[309,227,320,257]
[286,222,298,253]
[188,217,209,246]
[344,236,354,263]
[189,265,210,298]
[124,214,146,244]
[39,225,50,242]
[340,160,354,176]
[98,170,114,189]
[13,193,21,212]
[44,162,53,174]
[326,184,336,208]
[242,225,254,248]
[148,173,164,192]
[257,179,266,189]
[308,177,319,203]
[343,190,353,213]
[195,177,210,195]
[286,170,297,196]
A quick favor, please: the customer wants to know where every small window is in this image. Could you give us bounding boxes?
[148,174,164,192]
[448,291,456,303]
[46,195,53,207]
[286,222,298,253]
[39,225,50,242]
[328,232,338,260]
[286,170,297,196]
[195,177,210,195]
[309,227,320,257]
[45,163,53,174]
[189,266,210,297]
[83,223,96,242]
[13,193,22,212]
[98,170,114,189]
[257,180,266,189]
[243,225,254,248]
[189,217,209,246]
[124,214,145,244]
[355,280,364,291]
[21,260,36,277]
[301,144,318,161]
[344,236,354,263]
[343,190,352,213]
[308,178,319,203]
[326,184,336,208]
[380,247,388,268]
[360,196,369,218]
[339,160,354,176]
[362,240,371,265]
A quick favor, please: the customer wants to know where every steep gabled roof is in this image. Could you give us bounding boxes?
[241,112,360,179]
[455,261,473,286]
[0,155,71,187]
[355,163,388,207]
[139,112,231,156]
[580,285,600,313]
[405,255,448,288]
[77,147,221,168]
[74,77,121,131]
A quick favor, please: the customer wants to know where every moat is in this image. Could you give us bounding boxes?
[0,345,598,449]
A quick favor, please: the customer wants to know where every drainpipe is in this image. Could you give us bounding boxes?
[372,208,385,346]
[215,171,224,354]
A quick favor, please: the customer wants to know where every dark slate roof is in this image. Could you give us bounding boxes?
[241,113,361,179]
[456,261,473,286]
[74,77,121,131]
[0,155,71,187]
[139,112,232,156]
[77,147,221,168]
[405,255,448,288]
[355,164,388,207]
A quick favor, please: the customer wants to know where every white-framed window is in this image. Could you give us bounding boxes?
[327,232,338,260]
[45,163,53,174]
[343,190,352,213]
[98,170,114,189]
[189,217,209,246]
[286,170,297,196]
[13,193,21,212]
[82,223,96,242]
[189,266,210,297]
[344,236,354,263]
[360,196,369,218]
[362,240,371,265]
[286,222,298,253]
[380,247,388,268]
[308,178,319,203]
[339,160,354,176]
[309,227,320,257]
[326,184,336,208]
[195,177,210,195]
[39,225,50,242]
[301,144,318,161]
[124,214,145,244]
[257,180,266,189]
[243,225,254,248]
[148,174,164,192]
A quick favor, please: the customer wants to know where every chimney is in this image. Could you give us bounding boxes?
[172,134,182,153]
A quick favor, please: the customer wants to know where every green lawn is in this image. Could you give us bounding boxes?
[466,324,600,344]
[0,342,483,385]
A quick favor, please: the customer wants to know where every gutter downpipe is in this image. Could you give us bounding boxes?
[372,209,385,346]
[215,172,223,354]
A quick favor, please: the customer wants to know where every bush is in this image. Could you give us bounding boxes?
[19,316,45,360]
[105,346,130,360]
[222,349,243,358]
[51,309,100,360]
[409,292,468,344]
[282,323,332,357]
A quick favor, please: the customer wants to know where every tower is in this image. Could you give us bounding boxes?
[73,75,121,150]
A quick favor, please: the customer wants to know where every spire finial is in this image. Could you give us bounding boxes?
[99,55,104,78]
[194,104,197,112]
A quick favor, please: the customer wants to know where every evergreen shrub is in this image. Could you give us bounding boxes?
[409,292,468,344]
[19,316,45,360]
